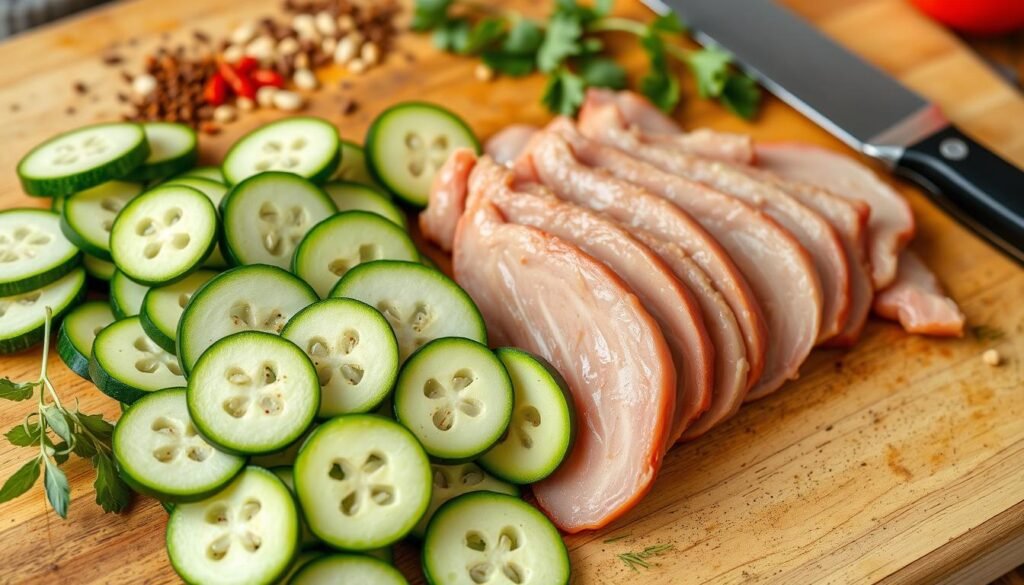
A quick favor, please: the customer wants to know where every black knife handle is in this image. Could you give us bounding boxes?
[896,126,1024,264]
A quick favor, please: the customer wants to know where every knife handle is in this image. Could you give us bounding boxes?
[896,126,1024,264]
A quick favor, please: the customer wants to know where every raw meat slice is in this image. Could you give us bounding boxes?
[523,128,766,394]
[419,148,475,253]
[755,142,915,290]
[580,89,754,163]
[873,249,965,336]
[451,159,677,532]
[579,103,848,344]
[547,120,822,400]
[485,124,539,164]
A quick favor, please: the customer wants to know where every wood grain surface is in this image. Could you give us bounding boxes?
[0,0,1022,584]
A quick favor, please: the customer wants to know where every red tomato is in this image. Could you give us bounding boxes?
[217,60,256,100]
[911,0,1024,35]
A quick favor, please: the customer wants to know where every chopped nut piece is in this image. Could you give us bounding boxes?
[213,104,237,123]
[237,97,256,112]
[223,44,245,64]
[334,36,359,64]
[337,14,355,32]
[272,90,304,111]
[474,63,494,82]
[246,36,276,61]
[256,85,279,108]
[360,42,380,66]
[348,58,366,74]
[321,37,337,55]
[277,37,300,56]
[982,349,1002,367]
[315,11,337,37]
[231,22,257,45]
[294,68,318,90]
[132,74,158,97]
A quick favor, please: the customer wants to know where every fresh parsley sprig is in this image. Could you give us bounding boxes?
[0,307,131,518]
[412,0,761,118]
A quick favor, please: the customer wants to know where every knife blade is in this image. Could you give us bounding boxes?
[644,0,1024,265]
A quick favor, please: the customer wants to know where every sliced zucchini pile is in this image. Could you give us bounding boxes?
[9,106,574,585]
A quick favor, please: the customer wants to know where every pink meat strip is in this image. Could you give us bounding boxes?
[521,131,752,436]
[485,124,539,165]
[873,249,965,336]
[755,142,916,290]
[446,157,677,532]
[579,103,849,344]
[419,148,475,253]
[580,88,755,164]
[547,120,822,400]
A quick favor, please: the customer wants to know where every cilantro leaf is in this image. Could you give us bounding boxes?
[94,453,131,513]
[686,47,732,98]
[593,0,614,18]
[482,52,535,76]
[412,0,454,31]
[537,13,583,73]
[6,421,41,447]
[542,68,586,115]
[639,32,681,112]
[580,57,628,90]
[719,72,761,120]
[0,458,40,504]
[0,378,36,401]
[503,18,544,54]
[461,17,506,55]
[651,12,685,34]
[43,458,70,518]
[433,18,471,52]
[43,406,72,444]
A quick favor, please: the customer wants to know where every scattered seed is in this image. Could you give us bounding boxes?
[360,42,380,66]
[237,97,256,112]
[315,11,337,37]
[231,22,257,45]
[348,58,366,74]
[474,63,494,82]
[277,37,300,56]
[272,90,304,111]
[334,36,358,64]
[223,44,245,64]
[293,68,318,90]
[213,104,237,123]
[132,74,158,97]
[982,349,1002,367]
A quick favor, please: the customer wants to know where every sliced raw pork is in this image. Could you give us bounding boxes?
[873,250,965,336]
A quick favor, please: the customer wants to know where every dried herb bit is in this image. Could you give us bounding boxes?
[0,308,130,518]
[413,0,761,118]
[971,325,1005,342]
[617,543,675,572]
[603,533,632,543]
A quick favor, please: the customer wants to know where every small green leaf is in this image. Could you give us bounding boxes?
[43,458,70,518]
[482,52,536,77]
[94,453,131,513]
[503,19,544,54]
[650,13,685,34]
[580,37,604,55]
[460,17,506,55]
[719,72,761,120]
[593,0,614,18]
[43,406,72,444]
[0,458,40,504]
[542,68,587,115]
[0,378,36,401]
[52,441,71,464]
[76,412,115,440]
[580,57,628,89]
[537,13,583,73]
[686,47,732,98]
[639,33,680,112]
[411,0,453,31]
[433,18,471,52]
[71,437,96,459]
[5,421,41,447]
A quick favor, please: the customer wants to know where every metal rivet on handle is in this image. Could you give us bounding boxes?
[939,137,969,161]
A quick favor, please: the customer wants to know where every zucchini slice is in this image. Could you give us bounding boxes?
[422,492,570,585]
[267,467,319,549]
[140,269,218,354]
[293,415,431,550]
[158,177,230,269]
[364,102,480,207]
[90,316,186,403]
[278,551,324,584]
[0,209,81,296]
[57,301,114,380]
[60,180,143,260]
[110,184,218,286]
[331,140,383,190]
[249,424,315,468]
[329,260,486,361]
[281,299,399,417]
[113,388,245,501]
[187,331,319,455]
[292,211,418,297]
[109,269,149,319]
[323,181,406,228]
[290,554,407,585]
[222,117,340,185]
[126,123,199,181]
[83,254,115,282]
[394,337,513,461]
[478,348,576,484]
[176,166,225,184]
[0,268,85,354]
[221,172,336,269]
[412,462,519,539]
[166,467,299,585]
[17,122,149,196]
[176,264,318,374]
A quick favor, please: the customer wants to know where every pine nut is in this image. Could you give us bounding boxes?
[277,37,300,56]
[334,36,358,65]
[213,104,237,123]
[245,36,275,61]
[321,37,337,55]
[348,58,367,74]
[256,86,278,108]
[983,349,1002,367]
[315,11,337,37]
[293,68,318,90]
[236,97,255,112]
[337,15,355,32]
[361,42,380,66]
[272,90,304,111]
[132,74,157,97]
[222,44,244,64]
[475,63,494,82]
[230,22,256,46]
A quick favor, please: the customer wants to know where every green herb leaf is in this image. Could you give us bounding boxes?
[433,18,471,52]
[0,458,41,504]
[537,13,583,73]
[412,0,453,31]
[719,72,761,120]
[593,0,614,18]
[5,421,41,447]
[686,47,732,98]
[542,67,587,115]
[51,441,71,464]
[43,406,72,444]
[651,12,685,34]
[0,378,36,401]
[71,436,97,459]
[503,18,544,54]
[43,458,70,518]
[580,57,628,89]
[639,34,680,112]
[461,17,506,55]
[482,52,535,76]
[76,412,115,440]
[94,453,131,513]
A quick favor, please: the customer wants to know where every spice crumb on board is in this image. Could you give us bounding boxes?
[982,349,1001,367]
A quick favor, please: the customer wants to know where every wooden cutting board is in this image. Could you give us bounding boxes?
[0,0,1022,583]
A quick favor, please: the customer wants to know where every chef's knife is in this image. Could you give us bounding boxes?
[642,0,1024,264]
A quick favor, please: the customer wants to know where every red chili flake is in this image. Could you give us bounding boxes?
[203,73,229,106]
[250,69,285,88]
